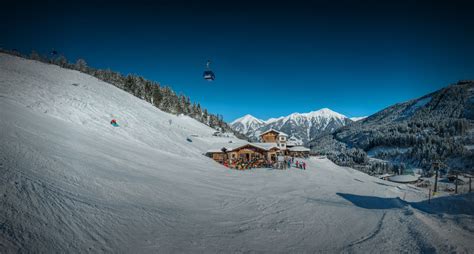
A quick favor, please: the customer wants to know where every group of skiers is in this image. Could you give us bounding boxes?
[287,157,306,170]
[273,156,307,170]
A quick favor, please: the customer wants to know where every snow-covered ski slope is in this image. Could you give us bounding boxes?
[1,53,473,253]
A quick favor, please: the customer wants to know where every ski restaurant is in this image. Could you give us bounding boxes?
[206,129,310,168]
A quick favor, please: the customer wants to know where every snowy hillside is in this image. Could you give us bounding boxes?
[309,81,474,173]
[231,108,353,143]
[1,53,473,253]
[0,54,236,157]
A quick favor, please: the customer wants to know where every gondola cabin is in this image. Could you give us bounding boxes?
[203,70,215,81]
[203,60,215,81]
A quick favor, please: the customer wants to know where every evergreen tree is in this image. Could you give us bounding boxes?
[144,81,153,103]
[30,51,41,61]
[203,109,209,125]
[75,59,88,73]
[124,75,135,94]
[152,85,162,107]
[54,55,69,68]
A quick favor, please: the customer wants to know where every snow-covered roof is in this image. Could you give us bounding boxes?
[231,142,281,151]
[259,129,288,137]
[207,141,282,153]
[251,142,280,151]
[259,129,279,136]
[206,142,248,153]
[288,146,310,152]
[206,148,225,153]
[387,175,420,183]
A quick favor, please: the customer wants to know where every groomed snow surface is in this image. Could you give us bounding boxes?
[1,53,473,253]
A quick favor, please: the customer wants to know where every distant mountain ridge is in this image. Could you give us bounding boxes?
[308,81,474,174]
[231,108,354,144]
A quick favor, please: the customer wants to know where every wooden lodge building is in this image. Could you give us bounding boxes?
[206,129,310,167]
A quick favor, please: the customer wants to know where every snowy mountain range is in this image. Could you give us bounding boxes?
[231,108,354,144]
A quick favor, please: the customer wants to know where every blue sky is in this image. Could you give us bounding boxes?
[2,0,473,121]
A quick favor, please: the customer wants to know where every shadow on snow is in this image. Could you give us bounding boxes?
[336,192,474,216]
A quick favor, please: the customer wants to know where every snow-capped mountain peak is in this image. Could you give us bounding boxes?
[274,108,348,123]
[231,108,352,144]
[231,114,263,125]
[230,114,266,135]
[304,108,347,119]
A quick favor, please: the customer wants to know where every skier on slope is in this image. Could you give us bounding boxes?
[110,119,119,127]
